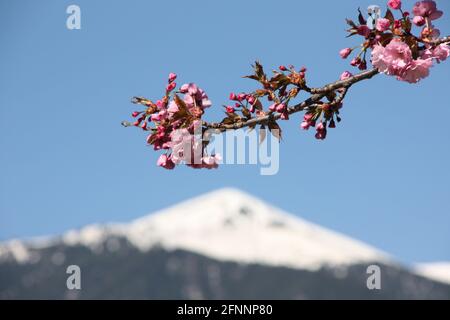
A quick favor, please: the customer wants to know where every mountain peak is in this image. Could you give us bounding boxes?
[2,188,391,271]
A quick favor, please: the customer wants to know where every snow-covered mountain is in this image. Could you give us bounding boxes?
[0,188,390,270]
[0,188,449,299]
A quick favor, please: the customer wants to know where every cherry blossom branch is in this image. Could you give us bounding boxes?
[123,0,450,170]
[204,68,379,132]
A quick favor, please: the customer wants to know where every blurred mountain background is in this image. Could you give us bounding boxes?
[1,189,449,299]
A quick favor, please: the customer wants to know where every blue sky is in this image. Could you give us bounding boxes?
[1,0,449,264]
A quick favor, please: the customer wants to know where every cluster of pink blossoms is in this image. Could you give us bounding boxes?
[340,0,449,83]
[373,1,448,83]
[128,73,221,170]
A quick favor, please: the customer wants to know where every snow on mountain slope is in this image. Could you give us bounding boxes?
[0,188,391,270]
[414,262,450,285]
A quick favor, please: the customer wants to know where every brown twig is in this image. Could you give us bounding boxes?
[423,35,450,46]
[204,68,379,131]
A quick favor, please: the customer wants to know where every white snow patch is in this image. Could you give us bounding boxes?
[414,262,450,285]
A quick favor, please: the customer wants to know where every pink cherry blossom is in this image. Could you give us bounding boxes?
[388,0,401,10]
[433,44,450,63]
[167,100,179,114]
[376,18,391,32]
[371,39,412,76]
[412,1,443,20]
[400,58,433,83]
[423,44,450,63]
[371,39,434,83]
[179,83,189,93]
[187,83,198,95]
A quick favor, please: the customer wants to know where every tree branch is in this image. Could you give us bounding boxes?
[424,35,450,46]
[203,33,449,133]
[204,68,379,131]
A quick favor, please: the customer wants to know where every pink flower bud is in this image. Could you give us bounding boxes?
[268,103,277,111]
[168,73,177,83]
[315,122,327,140]
[304,113,313,121]
[413,15,426,26]
[131,111,141,118]
[226,106,235,113]
[166,82,176,92]
[237,93,246,101]
[279,65,287,71]
[339,48,352,59]
[275,103,286,113]
[157,154,175,170]
[413,1,443,20]
[388,0,401,10]
[301,121,310,130]
[350,57,361,66]
[316,122,325,130]
[340,71,353,80]
[247,95,256,104]
[280,112,289,120]
[229,93,237,100]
